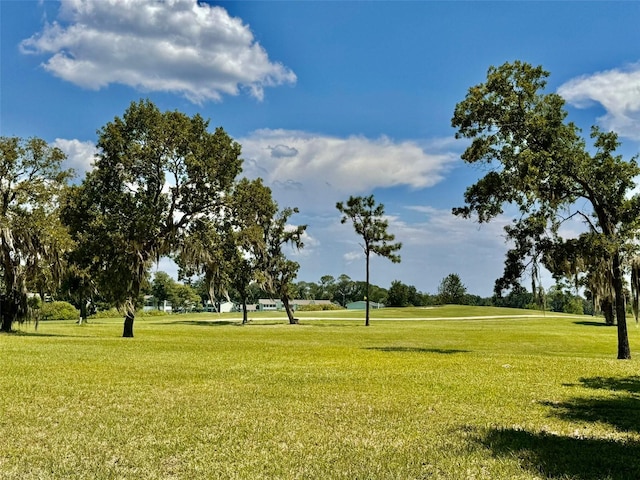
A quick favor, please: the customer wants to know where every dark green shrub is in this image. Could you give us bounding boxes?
[40,301,80,321]
[563,297,584,315]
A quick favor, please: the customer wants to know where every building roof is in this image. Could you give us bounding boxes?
[291,299,333,306]
[257,298,334,305]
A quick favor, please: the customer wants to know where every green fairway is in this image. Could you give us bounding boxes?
[2,306,639,479]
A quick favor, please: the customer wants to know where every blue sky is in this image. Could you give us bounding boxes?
[2,1,640,297]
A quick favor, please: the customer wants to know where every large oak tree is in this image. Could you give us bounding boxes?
[63,100,242,337]
[452,61,640,359]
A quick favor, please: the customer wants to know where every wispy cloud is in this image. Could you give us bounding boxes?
[558,63,640,140]
[20,0,296,103]
[343,251,363,263]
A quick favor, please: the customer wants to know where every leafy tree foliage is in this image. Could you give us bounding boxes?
[0,137,73,331]
[337,195,401,326]
[351,280,387,305]
[333,274,357,307]
[151,271,178,309]
[57,260,100,323]
[172,283,201,312]
[387,280,424,307]
[437,273,467,305]
[463,294,493,307]
[39,301,79,321]
[492,284,534,310]
[547,283,584,315]
[62,100,242,337]
[387,280,410,307]
[295,281,317,300]
[452,61,640,359]
[176,216,234,311]
[180,175,307,324]
[318,275,336,300]
[177,177,278,324]
[493,213,550,310]
[227,178,277,324]
[259,206,307,324]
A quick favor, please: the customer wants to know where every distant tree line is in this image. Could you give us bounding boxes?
[52,266,601,318]
[146,271,483,309]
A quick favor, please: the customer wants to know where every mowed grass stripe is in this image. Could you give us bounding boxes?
[1,306,639,479]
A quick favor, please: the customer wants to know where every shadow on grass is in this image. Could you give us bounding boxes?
[2,330,78,338]
[549,376,640,433]
[579,376,640,394]
[310,322,363,328]
[365,346,469,354]
[573,320,610,327]
[482,375,640,479]
[482,428,640,480]
[542,396,640,434]
[165,320,239,327]
[168,320,299,327]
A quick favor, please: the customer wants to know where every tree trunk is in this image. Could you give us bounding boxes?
[612,253,631,359]
[602,298,615,326]
[1,293,20,332]
[242,296,248,325]
[122,310,135,337]
[79,298,88,324]
[122,280,142,338]
[282,296,298,324]
[365,250,370,327]
[0,298,11,332]
[0,255,22,332]
[1,247,13,332]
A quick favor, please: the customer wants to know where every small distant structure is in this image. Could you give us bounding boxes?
[143,295,172,312]
[204,300,236,313]
[257,299,279,311]
[346,300,384,310]
[256,298,334,311]
[219,301,235,313]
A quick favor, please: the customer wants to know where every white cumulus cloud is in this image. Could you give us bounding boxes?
[558,63,640,140]
[239,129,457,214]
[20,0,296,103]
[53,138,97,179]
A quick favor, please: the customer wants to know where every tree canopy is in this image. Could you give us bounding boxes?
[452,61,640,359]
[224,177,277,324]
[62,100,243,337]
[259,206,307,324]
[0,137,73,331]
[437,274,467,305]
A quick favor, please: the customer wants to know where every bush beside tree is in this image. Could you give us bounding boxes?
[40,301,79,321]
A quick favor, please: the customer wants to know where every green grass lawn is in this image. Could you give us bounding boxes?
[2,306,639,479]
